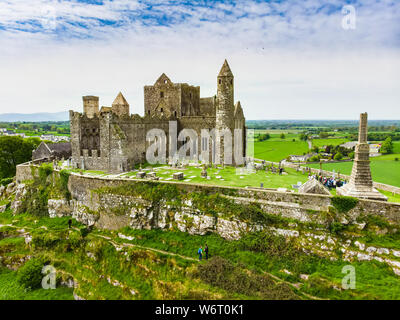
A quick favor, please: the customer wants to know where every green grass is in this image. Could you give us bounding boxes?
[131,165,309,190]
[312,138,349,148]
[393,141,400,154]
[308,154,400,187]
[252,140,309,162]
[0,267,74,300]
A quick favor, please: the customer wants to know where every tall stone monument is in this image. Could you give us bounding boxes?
[337,113,387,201]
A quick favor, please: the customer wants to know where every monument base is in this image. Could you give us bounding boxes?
[336,184,388,201]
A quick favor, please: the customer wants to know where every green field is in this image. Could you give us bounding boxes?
[309,154,400,187]
[312,138,349,148]
[252,140,309,162]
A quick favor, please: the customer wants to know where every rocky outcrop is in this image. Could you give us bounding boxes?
[48,199,73,218]
[10,183,27,214]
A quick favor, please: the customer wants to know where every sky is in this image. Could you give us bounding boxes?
[0,0,399,120]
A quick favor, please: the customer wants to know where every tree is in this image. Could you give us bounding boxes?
[334,152,343,161]
[280,133,285,139]
[258,133,270,141]
[380,137,393,154]
[0,136,40,179]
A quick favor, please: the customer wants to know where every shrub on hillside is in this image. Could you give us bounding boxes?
[17,257,46,290]
[0,177,13,186]
[197,256,298,299]
[331,196,358,213]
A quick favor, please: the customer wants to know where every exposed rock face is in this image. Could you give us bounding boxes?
[48,199,73,218]
[299,178,331,196]
[10,183,26,214]
[0,185,5,197]
[0,205,7,213]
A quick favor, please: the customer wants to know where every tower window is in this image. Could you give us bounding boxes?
[219,79,221,84]
[148,110,150,115]
[160,91,164,98]
[160,108,163,113]
[230,79,233,85]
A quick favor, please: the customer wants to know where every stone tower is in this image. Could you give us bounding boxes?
[215,59,235,164]
[112,92,130,117]
[337,113,387,201]
[83,96,99,119]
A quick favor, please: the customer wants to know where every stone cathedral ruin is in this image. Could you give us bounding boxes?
[69,60,246,173]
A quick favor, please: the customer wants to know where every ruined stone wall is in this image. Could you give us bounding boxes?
[200,96,216,116]
[64,173,400,224]
[144,77,182,118]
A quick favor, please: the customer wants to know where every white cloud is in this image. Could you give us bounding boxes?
[0,0,399,119]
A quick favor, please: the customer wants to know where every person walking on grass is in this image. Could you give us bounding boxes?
[204,244,209,260]
[198,246,203,261]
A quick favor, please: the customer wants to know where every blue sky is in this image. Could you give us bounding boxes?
[0,0,399,119]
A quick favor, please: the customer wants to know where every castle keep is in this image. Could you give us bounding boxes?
[69,60,246,173]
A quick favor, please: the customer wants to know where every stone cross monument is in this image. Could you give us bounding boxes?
[337,113,387,201]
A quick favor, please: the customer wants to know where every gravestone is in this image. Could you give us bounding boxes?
[173,172,184,180]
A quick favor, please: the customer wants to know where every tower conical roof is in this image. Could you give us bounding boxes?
[112,92,129,106]
[218,59,233,77]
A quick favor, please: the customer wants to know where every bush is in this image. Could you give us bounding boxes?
[0,177,13,186]
[17,258,46,290]
[331,196,358,213]
[197,256,298,299]
[329,221,346,234]
[333,152,343,161]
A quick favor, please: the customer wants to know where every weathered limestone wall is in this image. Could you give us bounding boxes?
[66,173,400,224]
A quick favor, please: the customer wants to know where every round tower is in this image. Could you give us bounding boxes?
[216,59,234,130]
[215,60,235,165]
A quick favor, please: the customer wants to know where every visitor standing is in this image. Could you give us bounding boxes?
[68,219,72,229]
[204,244,209,260]
[198,246,203,261]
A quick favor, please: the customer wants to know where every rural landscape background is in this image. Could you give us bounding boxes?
[1,117,400,300]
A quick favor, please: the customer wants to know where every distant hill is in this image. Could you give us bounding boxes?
[0,112,69,122]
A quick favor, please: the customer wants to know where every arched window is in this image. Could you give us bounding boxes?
[160,91,164,98]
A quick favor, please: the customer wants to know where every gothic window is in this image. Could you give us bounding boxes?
[160,108,163,113]
[219,79,221,84]
[160,91,164,98]
[148,110,150,115]
[174,111,177,117]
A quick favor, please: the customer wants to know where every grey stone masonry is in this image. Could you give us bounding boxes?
[337,113,387,201]
[69,60,246,173]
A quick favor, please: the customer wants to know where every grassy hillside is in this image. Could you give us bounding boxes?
[253,140,309,162]
[2,208,400,300]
